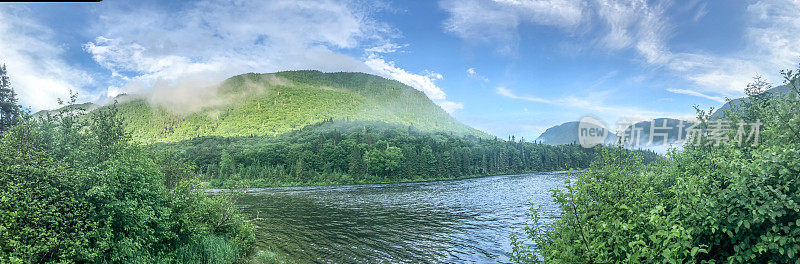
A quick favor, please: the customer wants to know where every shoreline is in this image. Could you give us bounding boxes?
[204,169,583,193]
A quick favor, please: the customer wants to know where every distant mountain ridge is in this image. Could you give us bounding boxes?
[617,118,693,147]
[536,118,692,151]
[535,121,618,145]
[39,71,487,143]
[712,85,791,119]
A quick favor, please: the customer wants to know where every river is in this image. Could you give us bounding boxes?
[236,172,573,263]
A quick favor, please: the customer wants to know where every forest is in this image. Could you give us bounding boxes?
[153,119,661,187]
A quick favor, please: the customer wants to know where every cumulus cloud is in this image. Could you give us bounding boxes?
[364,54,463,113]
[81,0,464,113]
[85,0,379,102]
[0,6,93,111]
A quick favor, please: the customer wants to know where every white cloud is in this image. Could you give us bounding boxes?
[466,67,490,82]
[661,0,800,97]
[440,0,672,61]
[365,43,408,53]
[442,0,800,100]
[497,86,693,122]
[364,54,463,112]
[86,0,381,95]
[0,6,93,111]
[595,0,671,64]
[438,101,465,113]
[440,0,585,53]
[666,88,725,103]
[495,86,551,103]
[80,0,464,113]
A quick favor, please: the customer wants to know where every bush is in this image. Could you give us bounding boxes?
[512,67,800,263]
[0,100,255,263]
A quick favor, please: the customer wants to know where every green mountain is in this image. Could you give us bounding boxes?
[711,85,790,119]
[54,71,485,143]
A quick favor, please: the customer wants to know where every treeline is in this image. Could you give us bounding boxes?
[511,68,800,263]
[155,120,661,187]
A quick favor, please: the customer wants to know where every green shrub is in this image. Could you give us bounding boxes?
[0,99,255,263]
[513,67,800,263]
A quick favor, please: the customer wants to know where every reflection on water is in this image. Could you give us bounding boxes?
[237,172,572,263]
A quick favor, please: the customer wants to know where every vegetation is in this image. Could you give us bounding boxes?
[511,67,800,263]
[0,93,257,263]
[0,64,20,132]
[153,119,660,188]
[79,71,487,143]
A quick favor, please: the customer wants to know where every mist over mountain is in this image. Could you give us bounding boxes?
[40,71,487,143]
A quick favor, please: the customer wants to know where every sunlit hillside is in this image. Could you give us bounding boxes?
[88,71,486,143]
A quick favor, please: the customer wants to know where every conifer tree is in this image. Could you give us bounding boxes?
[0,63,20,131]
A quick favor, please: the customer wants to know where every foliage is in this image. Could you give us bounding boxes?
[512,66,800,263]
[0,63,20,132]
[152,119,660,187]
[65,71,487,143]
[0,97,255,263]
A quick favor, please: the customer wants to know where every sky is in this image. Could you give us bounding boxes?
[1,0,799,139]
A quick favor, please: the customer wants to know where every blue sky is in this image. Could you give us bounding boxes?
[1,0,799,139]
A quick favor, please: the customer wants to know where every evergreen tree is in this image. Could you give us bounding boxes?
[0,63,20,132]
[348,144,366,177]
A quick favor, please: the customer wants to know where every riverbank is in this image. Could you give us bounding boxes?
[203,169,583,190]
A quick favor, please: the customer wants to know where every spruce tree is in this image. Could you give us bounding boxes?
[0,63,20,131]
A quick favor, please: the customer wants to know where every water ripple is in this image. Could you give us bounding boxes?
[238,172,572,263]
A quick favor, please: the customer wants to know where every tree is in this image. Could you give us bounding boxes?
[0,63,20,132]
[366,146,404,177]
[348,144,366,177]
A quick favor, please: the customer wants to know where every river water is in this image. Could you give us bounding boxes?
[236,172,572,263]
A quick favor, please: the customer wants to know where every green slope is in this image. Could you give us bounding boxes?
[89,71,485,143]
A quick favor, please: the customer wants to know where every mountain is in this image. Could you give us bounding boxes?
[42,71,486,143]
[616,118,693,147]
[712,85,791,119]
[535,121,618,145]
[536,118,692,151]
[33,102,99,117]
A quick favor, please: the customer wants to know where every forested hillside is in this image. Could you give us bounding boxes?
[88,71,485,143]
[153,120,661,187]
[32,70,662,188]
